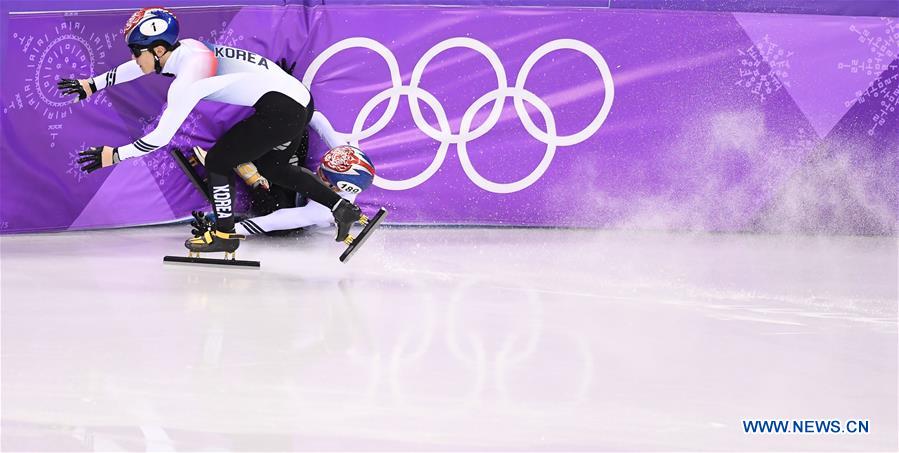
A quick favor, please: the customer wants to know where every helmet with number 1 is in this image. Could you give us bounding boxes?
[317,146,376,195]
[124,7,179,50]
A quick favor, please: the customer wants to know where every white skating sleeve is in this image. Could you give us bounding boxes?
[308,111,347,149]
[241,192,357,234]
[116,56,220,160]
[90,60,145,91]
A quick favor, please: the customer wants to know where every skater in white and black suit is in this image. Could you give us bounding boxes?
[57,7,364,256]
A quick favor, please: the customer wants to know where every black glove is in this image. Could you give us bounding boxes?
[190,211,213,236]
[57,78,95,101]
[277,58,296,76]
[76,146,119,173]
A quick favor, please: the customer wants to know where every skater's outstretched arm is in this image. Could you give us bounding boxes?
[116,55,217,160]
[76,55,219,173]
[90,60,147,92]
[57,60,146,103]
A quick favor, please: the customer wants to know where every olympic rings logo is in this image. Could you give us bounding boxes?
[302,37,615,194]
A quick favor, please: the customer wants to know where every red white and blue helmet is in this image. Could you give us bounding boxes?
[317,146,376,195]
[124,7,179,49]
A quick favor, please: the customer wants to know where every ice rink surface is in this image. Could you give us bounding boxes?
[1,225,897,451]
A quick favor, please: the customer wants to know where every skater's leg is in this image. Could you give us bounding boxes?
[204,92,306,231]
[184,93,304,253]
[207,172,237,232]
[255,151,342,209]
[185,170,243,254]
[252,97,346,213]
[255,142,363,241]
[237,200,334,236]
[206,92,307,170]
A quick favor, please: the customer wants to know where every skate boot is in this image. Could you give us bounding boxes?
[164,217,257,267]
[184,228,244,260]
[331,198,368,242]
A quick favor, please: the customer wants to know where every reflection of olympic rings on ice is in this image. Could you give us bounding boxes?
[303,37,615,193]
[495,331,594,413]
[444,277,594,412]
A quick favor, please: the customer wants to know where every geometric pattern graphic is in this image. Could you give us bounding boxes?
[735,14,896,138]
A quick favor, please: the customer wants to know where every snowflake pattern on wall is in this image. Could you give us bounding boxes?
[736,34,793,103]
[838,17,898,76]
[197,21,245,47]
[5,23,117,119]
[6,22,117,165]
[839,17,899,136]
[132,110,203,186]
[849,71,899,137]
[66,142,90,183]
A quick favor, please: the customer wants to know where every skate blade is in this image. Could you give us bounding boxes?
[163,255,260,268]
[339,208,387,264]
[170,148,210,203]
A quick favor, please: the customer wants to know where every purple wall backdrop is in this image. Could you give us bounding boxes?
[6,1,898,17]
[1,4,897,234]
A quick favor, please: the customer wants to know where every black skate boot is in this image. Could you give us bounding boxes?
[331,198,367,242]
[184,228,244,260]
[338,207,388,263]
[164,212,258,267]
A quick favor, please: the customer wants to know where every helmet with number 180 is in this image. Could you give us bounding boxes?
[317,146,376,195]
[124,7,179,50]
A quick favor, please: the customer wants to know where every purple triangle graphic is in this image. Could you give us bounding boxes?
[70,163,176,230]
[734,13,896,138]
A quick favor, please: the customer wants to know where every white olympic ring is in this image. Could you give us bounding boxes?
[303,37,614,194]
